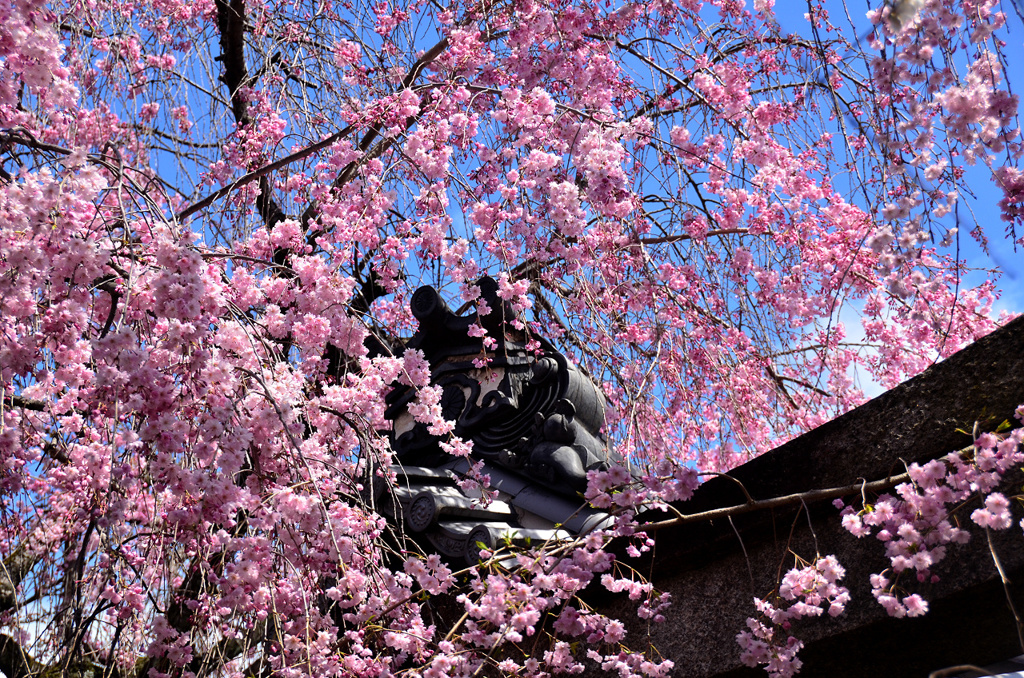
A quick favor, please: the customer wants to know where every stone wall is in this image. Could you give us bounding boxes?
[587,315,1024,676]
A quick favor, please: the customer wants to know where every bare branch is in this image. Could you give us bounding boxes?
[642,470,913,532]
[0,396,45,412]
[175,125,353,222]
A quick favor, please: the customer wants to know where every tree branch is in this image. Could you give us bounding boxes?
[301,35,453,233]
[642,470,913,532]
[175,125,353,222]
[214,0,286,230]
[0,396,45,412]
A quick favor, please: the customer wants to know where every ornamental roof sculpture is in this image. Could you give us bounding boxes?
[379,277,620,562]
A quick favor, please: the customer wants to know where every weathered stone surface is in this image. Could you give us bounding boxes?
[592,315,1024,677]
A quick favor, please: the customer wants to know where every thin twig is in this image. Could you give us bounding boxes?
[727,516,756,592]
[986,527,1024,653]
[700,471,756,504]
[639,228,751,245]
[801,497,820,555]
[928,666,992,678]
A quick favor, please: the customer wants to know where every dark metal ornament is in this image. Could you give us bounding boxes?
[385,279,620,494]
[380,278,620,562]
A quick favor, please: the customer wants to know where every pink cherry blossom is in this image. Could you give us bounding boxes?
[0,0,1022,676]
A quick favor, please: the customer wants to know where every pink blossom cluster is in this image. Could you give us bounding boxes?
[737,556,850,678]
[451,527,673,677]
[0,0,1021,674]
[840,411,1024,617]
[584,461,699,528]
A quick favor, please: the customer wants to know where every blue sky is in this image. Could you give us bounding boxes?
[772,2,1024,317]
[762,1,1024,400]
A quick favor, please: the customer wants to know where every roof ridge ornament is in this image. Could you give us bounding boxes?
[381,277,620,561]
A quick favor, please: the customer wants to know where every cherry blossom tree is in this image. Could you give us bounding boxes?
[0,0,1022,675]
